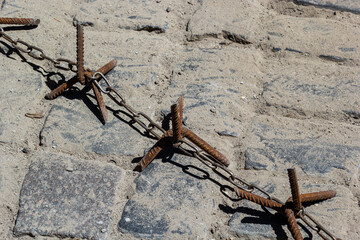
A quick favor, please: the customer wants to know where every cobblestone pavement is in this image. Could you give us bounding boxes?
[0,0,359,239]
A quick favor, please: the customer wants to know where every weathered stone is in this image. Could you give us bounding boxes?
[265,16,360,60]
[296,0,360,14]
[244,117,360,175]
[262,58,360,118]
[14,152,122,239]
[40,104,151,156]
[118,154,218,239]
[0,57,43,143]
[0,145,29,239]
[187,0,266,43]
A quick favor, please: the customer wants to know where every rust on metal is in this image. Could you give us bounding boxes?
[25,112,44,118]
[288,168,302,213]
[182,127,230,167]
[45,75,78,100]
[92,82,108,124]
[287,190,336,204]
[171,103,182,143]
[45,59,117,100]
[284,208,303,240]
[76,24,85,85]
[138,130,172,171]
[0,17,40,25]
[235,187,283,210]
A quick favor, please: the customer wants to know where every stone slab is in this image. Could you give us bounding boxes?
[243,116,360,176]
[0,145,29,239]
[262,58,360,120]
[14,152,122,239]
[118,154,218,239]
[0,51,43,144]
[40,103,152,156]
[265,16,360,61]
[296,0,360,14]
[187,0,267,43]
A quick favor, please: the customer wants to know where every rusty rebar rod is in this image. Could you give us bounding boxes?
[288,169,302,213]
[284,208,303,240]
[76,24,85,85]
[92,82,108,124]
[171,103,182,143]
[0,17,40,25]
[138,130,172,171]
[287,190,337,204]
[182,127,230,167]
[235,187,283,210]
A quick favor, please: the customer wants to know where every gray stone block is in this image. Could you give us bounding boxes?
[40,104,151,156]
[244,119,360,175]
[118,154,217,239]
[14,153,122,239]
[296,0,360,14]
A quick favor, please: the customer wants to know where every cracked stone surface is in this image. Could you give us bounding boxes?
[0,0,360,239]
[14,152,122,239]
[118,154,218,239]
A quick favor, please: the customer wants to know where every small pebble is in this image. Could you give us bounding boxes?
[101,228,107,233]
[166,7,171,12]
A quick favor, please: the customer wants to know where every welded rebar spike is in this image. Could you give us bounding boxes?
[138,130,172,171]
[76,24,85,85]
[286,190,337,204]
[92,82,108,124]
[288,169,302,213]
[182,127,230,167]
[235,187,284,210]
[284,208,303,240]
[0,17,40,25]
[45,59,117,100]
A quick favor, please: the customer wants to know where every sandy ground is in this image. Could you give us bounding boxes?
[0,0,359,239]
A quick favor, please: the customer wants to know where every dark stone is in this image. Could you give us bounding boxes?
[118,200,169,239]
[222,30,252,44]
[246,139,360,174]
[40,105,150,156]
[272,47,282,52]
[295,0,360,14]
[135,24,166,33]
[14,153,122,239]
[319,54,347,62]
[118,155,216,238]
[216,130,239,137]
[285,47,303,54]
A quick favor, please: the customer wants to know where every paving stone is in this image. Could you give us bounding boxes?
[166,46,263,138]
[265,16,360,61]
[244,116,360,175]
[296,0,360,14]
[118,154,218,239]
[14,152,122,239]
[0,55,43,143]
[262,58,360,119]
[229,182,352,239]
[40,102,152,156]
[187,0,267,43]
[0,145,29,239]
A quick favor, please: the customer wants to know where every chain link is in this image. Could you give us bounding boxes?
[0,28,76,72]
[0,28,340,240]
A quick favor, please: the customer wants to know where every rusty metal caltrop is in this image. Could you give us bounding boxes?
[0,17,342,240]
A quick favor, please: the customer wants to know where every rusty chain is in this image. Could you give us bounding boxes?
[91,72,340,240]
[0,27,78,72]
[1,26,341,240]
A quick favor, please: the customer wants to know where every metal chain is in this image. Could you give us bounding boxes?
[90,72,339,240]
[0,28,340,240]
[0,27,77,72]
